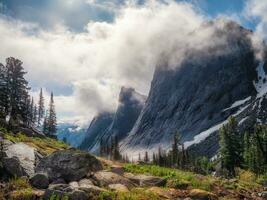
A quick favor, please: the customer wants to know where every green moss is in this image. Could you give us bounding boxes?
[99,188,160,200]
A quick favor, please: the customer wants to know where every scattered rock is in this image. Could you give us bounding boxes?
[166,179,190,189]
[124,173,166,187]
[78,179,94,188]
[92,171,136,188]
[108,184,129,192]
[69,181,79,189]
[30,172,49,189]
[50,178,66,185]
[147,187,174,199]
[189,189,218,200]
[43,184,89,200]
[36,150,103,182]
[110,165,124,175]
[2,142,35,177]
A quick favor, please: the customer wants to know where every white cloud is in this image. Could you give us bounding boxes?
[244,0,267,60]
[0,1,248,125]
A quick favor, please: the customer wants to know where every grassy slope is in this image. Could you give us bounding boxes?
[0,128,265,200]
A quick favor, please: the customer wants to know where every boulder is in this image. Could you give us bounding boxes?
[124,173,166,187]
[43,184,89,200]
[146,187,174,199]
[108,184,129,192]
[36,150,103,182]
[30,173,49,189]
[188,189,218,200]
[92,171,136,188]
[69,181,79,189]
[2,142,36,177]
[78,179,94,188]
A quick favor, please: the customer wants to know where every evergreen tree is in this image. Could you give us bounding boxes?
[144,151,149,163]
[113,136,121,160]
[46,92,57,137]
[219,117,243,177]
[172,131,181,167]
[43,110,49,135]
[37,88,45,127]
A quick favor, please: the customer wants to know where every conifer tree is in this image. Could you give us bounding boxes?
[37,88,45,127]
[46,92,57,137]
[144,151,149,163]
[219,117,242,177]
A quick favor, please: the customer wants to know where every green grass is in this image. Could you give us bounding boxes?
[124,164,214,191]
[0,127,69,155]
[99,188,160,200]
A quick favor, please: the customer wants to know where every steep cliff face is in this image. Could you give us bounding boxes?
[79,112,114,151]
[81,87,146,154]
[120,20,261,158]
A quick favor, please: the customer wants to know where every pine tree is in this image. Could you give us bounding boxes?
[144,151,149,163]
[2,58,30,126]
[172,131,180,167]
[46,92,57,137]
[43,110,49,135]
[113,136,121,160]
[37,88,45,127]
[219,117,243,177]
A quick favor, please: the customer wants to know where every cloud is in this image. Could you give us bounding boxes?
[244,0,267,59]
[0,0,251,125]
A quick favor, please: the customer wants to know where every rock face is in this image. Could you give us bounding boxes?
[2,142,36,177]
[80,87,146,154]
[36,150,103,182]
[79,112,114,151]
[120,20,261,158]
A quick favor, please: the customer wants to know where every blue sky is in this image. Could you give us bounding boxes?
[0,0,256,31]
[0,0,265,125]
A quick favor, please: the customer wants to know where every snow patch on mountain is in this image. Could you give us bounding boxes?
[254,61,267,98]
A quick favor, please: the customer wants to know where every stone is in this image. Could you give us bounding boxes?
[108,184,129,192]
[188,189,218,200]
[30,173,49,189]
[124,173,167,187]
[69,181,79,189]
[36,149,103,182]
[78,179,94,188]
[3,143,35,177]
[147,187,174,199]
[92,171,136,188]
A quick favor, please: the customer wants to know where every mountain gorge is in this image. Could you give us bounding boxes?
[78,87,146,154]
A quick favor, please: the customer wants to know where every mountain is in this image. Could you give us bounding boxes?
[56,123,87,147]
[120,20,267,159]
[79,112,115,151]
[80,87,146,154]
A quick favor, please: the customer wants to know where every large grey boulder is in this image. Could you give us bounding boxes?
[36,150,103,182]
[2,142,36,177]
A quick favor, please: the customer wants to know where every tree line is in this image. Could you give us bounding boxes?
[0,57,57,137]
[105,115,266,178]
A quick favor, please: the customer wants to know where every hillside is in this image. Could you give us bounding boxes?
[0,128,266,200]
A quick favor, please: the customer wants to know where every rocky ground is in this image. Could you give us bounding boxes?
[0,129,266,200]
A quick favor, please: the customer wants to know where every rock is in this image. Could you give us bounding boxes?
[69,181,79,189]
[43,184,89,200]
[259,191,267,198]
[147,187,174,199]
[108,184,129,192]
[30,173,49,189]
[188,189,218,200]
[79,184,107,195]
[110,165,124,175]
[51,178,66,185]
[166,179,190,189]
[78,179,94,188]
[124,173,166,187]
[3,142,35,177]
[36,150,103,182]
[92,171,136,188]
